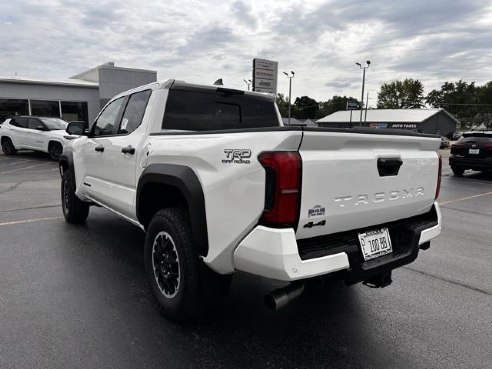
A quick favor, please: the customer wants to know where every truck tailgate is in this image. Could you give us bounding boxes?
[296,130,440,239]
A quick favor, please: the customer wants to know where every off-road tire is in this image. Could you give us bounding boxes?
[145,208,229,321]
[61,169,89,223]
[145,209,202,321]
[452,167,465,176]
[1,137,17,155]
[49,142,63,160]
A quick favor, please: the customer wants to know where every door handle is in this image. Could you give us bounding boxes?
[377,158,403,176]
[95,145,104,152]
[121,145,135,155]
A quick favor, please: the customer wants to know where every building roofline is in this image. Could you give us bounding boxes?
[317,108,460,124]
[70,61,156,80]
[436,108,461,125]
[0,76,99,88]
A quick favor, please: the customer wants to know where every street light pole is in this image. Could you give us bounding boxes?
[243,79,252,91]
[356,61,370,126]
[283,71,295,124]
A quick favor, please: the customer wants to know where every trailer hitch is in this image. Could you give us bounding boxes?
[363,271,393,288]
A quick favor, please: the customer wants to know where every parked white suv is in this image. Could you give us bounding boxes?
[1,116,76,159]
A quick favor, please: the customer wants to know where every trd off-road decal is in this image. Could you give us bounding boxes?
[222,149,252,164]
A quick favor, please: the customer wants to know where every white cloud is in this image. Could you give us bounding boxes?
[0,0,491,103]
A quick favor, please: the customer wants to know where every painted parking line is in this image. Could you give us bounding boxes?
[34,167,59,172]
[439,191,492,206]
[0,216,63,227]
[16,166,59,174]
[0,204,61,213]
[0,162,54,175]
[0,159,33,168]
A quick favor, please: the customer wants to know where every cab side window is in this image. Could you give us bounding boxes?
[93,97,125,137]
[28,118,44,130]
[118,90,152,135]
[11,117,28,128]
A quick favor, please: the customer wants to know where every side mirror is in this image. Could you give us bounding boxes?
[35,125,47,131]
[66,121,85,135]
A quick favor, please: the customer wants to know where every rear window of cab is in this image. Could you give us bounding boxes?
[162,88,279,131]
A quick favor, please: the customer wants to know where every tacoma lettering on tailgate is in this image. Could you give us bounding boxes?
[334,187,424,208]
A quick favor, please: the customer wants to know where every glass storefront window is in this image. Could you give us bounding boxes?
[0,99,29,123]
[61,101,89,127]
[30,100,60,118]
[0,99,90,126]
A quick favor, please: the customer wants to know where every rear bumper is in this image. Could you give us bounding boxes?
[233,227,350,281]
[233,202,441,282]
[449,155,492,170]
[418,204,442,244]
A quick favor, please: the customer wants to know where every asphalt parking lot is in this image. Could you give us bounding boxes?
[0,151,491,369]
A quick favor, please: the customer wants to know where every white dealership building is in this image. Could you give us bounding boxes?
[0,62,157,127]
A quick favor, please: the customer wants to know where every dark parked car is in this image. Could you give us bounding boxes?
[449,131,492,176]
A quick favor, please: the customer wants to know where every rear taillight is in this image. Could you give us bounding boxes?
[451,143,464,148]
[484,144,492,149]
[435,152,442,200]
[258,152,302,228]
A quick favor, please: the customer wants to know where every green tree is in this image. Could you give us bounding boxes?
[476,82,492,128]
[377,79,425,109]
[477,81,492,104]
[426,80,480,129]
[275,93,290,117]
[293,96,319,119]
[316,96,360,119]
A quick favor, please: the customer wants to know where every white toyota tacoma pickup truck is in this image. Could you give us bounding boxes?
[60,80,442,320]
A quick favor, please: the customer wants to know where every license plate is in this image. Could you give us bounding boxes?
[358,228,393,261]
[469,148,479,154]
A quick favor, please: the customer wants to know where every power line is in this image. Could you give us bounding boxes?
[430,102,492,107]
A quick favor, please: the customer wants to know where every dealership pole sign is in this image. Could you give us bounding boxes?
[252,58,278,94]
[346,100,359,110]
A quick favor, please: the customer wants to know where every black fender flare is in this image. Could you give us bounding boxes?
[136,164,208,256]
[59,150,76,186]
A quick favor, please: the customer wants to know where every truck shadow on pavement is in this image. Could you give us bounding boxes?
[57,210,383,369]
[1,150,55,161]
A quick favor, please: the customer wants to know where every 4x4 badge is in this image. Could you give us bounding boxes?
[304,220,326,229]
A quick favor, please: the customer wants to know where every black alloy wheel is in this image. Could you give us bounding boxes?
[62,177,71,216]
[152,231,181,298]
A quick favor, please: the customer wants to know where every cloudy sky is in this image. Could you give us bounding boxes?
[1,0,491,105]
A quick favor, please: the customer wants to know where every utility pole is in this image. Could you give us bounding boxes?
[364,92,369,124]
[283,71,295,124]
